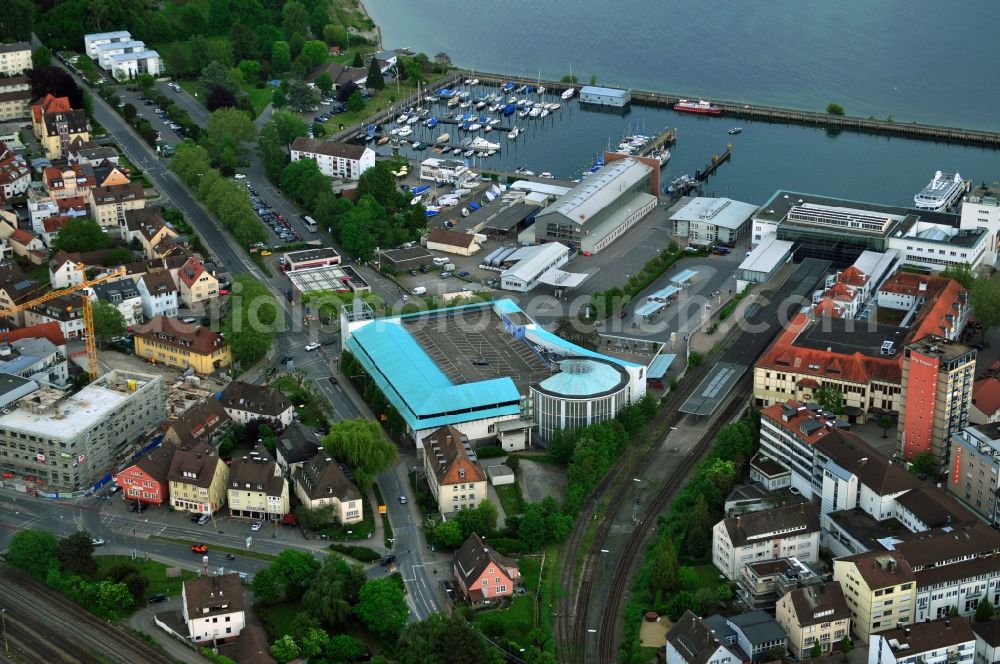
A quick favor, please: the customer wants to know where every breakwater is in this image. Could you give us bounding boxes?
[466,73,1000,147]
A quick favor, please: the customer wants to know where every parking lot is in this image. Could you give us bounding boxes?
[244,180,305,245]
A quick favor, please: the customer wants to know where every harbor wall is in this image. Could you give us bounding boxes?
[467,73,1000,147]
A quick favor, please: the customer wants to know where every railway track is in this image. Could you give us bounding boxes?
[554,352,725,663]
[595,379,752,663]
[0,564,175,664]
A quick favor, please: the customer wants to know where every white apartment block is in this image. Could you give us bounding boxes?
[84,31,133,59]
[0,43,32,76]
[712,503,820,581]
[289,138,374,180]
[869,619,976,664]
[960,191,1000,267]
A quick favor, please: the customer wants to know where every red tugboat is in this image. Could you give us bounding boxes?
[674,99,722,115]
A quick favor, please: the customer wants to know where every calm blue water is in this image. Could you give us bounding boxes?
[366,0,1000,131]
[381,90,1000,208]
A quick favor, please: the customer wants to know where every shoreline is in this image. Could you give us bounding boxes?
[354,0,383,51]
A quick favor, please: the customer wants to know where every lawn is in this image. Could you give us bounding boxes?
[472,595,536,647]
[318,497,376,540]
[148,534,278,562]
[241,82,273,117]
[679,563,726,593]
[322,83,420,130]
[519,556,542,594]
[95,554,198,597]
[494,483,525,517]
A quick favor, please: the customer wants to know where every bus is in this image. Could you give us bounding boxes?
[303,216,318,232]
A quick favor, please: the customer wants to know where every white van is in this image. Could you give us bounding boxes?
[433,257,449,266]
[412,286,427,296]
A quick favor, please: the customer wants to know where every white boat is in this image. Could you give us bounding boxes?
[397,126,412,137]
[538,86,546,94]
[470,137,501,151]
[562,87,575,100]
[914,171,968,211]
[540,108,550,118]
[488,118,501,125]
[483,125,492,133]
[487,149,497,156]
[470,78,479,85]
[410,194,422,205]
[461,208,470,217]
[547,102,560,111]
[407,116,419,124]
[509,96,518,104]
[516,99,527,107]
[468,123,481,131]
[518,109,530,118]
[389,127,403,135]
[459,101,470,108]
[475,101,487,110]
[529,106,542,118]
[540,172,554,179]
[396,114,409,123]
[458,91,471,99]
[508,127,520,139]
[650,148,672,167]
[436,133,450,143]
[463,149,475,157]
[447,97,460,108]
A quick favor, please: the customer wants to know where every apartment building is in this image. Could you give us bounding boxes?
[175,257,218,308]
[0,77,31,121]
[181,574,246,644]
[91,280,144,328]
[292,454,363,525]
[776,581,852,657]
[712,502,820,581]
[0,370,165,490]
[167,444,229,515]
[219,381,293,430]
[421,425,488,517]
[40,109,90,160]
[89,181,145,229]
[289,138,375,180]
[226,446,289,521]
[134,315,230,374]
[0,43,31,76]
[832,550,916,643]
[137,271,179,319]
[948,422,1000,525]
[114,441,184,505]
[869,618,976,664]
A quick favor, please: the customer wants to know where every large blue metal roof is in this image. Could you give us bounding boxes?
[524,327,642,369]
[539,359,626,396]
[345,320,521,431]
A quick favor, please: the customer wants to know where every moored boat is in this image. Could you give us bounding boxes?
[436,133,450,144]
[728,127,743,135]
[674,99,722,115]
[914,171,968,211]
[561,87,575,100]
[508,126,520,139]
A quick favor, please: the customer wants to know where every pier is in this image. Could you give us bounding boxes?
[695,144,732,181]
[468,73,1000,148]
[638,127,677,158]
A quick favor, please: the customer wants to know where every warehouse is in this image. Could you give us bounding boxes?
[533,158,656,254]
[379,246,433,273]
[736,237,795,290]
[499,243,571,292]
[670,197,757,246]
[579,86,631,108]
[426,228,482,256]
[281,247,341,271]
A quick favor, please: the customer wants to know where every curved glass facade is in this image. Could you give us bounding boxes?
[532,382,629,442]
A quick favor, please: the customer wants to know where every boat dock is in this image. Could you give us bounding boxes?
[695,144,732,181]
[638,127,677,157]
[469,72,1000,148]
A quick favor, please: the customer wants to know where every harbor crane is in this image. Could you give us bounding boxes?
[0,265,128,380]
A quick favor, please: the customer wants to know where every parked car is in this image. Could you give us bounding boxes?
[398,494,408,504]
[197,514,210,525]
[148,594,166,603]
[226,553,236,560]
[251,521,263,532]
[440,272,452,279]
[91,538,105,546]
[458,271,470,277]
[305,342,321,351]
[191,544,209,554]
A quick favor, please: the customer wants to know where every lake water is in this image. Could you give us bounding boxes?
[379,90,1000,208]
[365,0,1000,130]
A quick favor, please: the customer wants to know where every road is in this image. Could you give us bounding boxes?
[27,51,447,622]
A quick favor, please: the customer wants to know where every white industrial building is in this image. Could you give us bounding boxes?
[289,138,374,180]
[671,197,757,246]
[534,158,656,254]
[499,242,572,292]
[419,158,471,185]
[579,86,631,107]
[736,237,795,290]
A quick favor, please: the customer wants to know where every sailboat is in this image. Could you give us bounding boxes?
[508,126,520,140]
[562,64,576,99]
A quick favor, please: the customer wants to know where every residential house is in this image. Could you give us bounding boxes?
[422,425,488,517]
[832,550,916,643]
[306,62,367,91]
[226,446,289,521]
[91,280,144,328]
[289,137,375,180]
[292,454,363,525]
[972,377,1000,425]
[973,619,1000,664]
[123,207,181,259]
[0,142,31,203]
[168,442,229,515]
[31,94,72,139]
[869,618,976,664]
[114,441,186,505]
[274,423,320,474]
[665,611,743,664]
[776,581,852,657]
[8,228,46,264]
[232,625,277,664]
[219,381,293,430]
[738,557,822,613]
[40,109,90,160]
[175,257,218,308]
[0,263,41,324]
[0,76,31,122]
[49,252,86,289]
[452,532,521,604]
[28,194,88,236]
[89,181,145,230]
[136,271,179,319]
[725,611,790,662]
[83,31,132,59]
[67,137,118,166]
[43,164,97,200]
[134,315,230,374]
[0,337,69,387]
[23,294,86,339]
[181,574,246,644]
[162,397,231,450]
[949,422,1000,526]
[0,322,66,347]
[0,43,32,77]
[712,502,821,581]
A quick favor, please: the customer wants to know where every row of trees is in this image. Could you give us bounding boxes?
[6,529,145,619]
[223,274,279,368]
[590,242,685,319]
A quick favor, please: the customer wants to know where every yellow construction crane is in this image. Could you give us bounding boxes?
[0,265,128,380]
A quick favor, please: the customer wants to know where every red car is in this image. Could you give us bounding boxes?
[191,544,208,554]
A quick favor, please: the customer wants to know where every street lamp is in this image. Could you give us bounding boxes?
[1,607,7,654]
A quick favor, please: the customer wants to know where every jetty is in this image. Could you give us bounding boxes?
[695,144,732,181]
[638,127,677,157]
[468,73,1000,148]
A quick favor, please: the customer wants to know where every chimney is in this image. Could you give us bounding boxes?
[945,620,950,629]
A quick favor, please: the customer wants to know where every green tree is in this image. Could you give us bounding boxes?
[252,566,283,604]
[91,301,126,345]
[434,519,464,549]
[356,577,409,641]
[33,45,52,68]
[326,634,368,662]
[1,0,34,42]
[315,72,333,96]
[455,500,498,540]
[396,613,504,664]
[281,157,328,208]
[136,73,156,96]
[877,415,894,438]
[302,555,367,628]
[200,60,239,96]
[105,561,149,606]
[322,419,396,487]
[272,87,287,109]
[7,529,58,578]
[271,549,321,600]
[346,89,365,112]
[299,628,329,659]
[975,599,996,622]
[649,537,678,594]
[237,59,261,83]
[940,264,975,289]
[122,102,137,122]
[589,73,598,85]
[560,73,578,84]
[169,141,214,186]
[271,41,292,72]
[281,1,310,39]
[352,50,363,68]
[826,102,845,115]
[299,40,328,70]
[286,78,319,111]
[270,634,300,663]
[204,107,256,166]
[52,217,111,252]
[840,636,852,662]
[683,493,713,558]
[96,579,134,616]
[909,451,940,480]
[257,122,288,181]
[323,24,347,47]
[367,56,385,90]
[972,274,1000,343]
[272,109,309,149]
[814,384,844,414]
[518,503,548,551]
[665,591,698,621]
[810,640,823,659]
[224,275,279,367]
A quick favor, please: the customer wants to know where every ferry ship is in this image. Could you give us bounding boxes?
[913,171,969,212]
[674,99,722,115]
